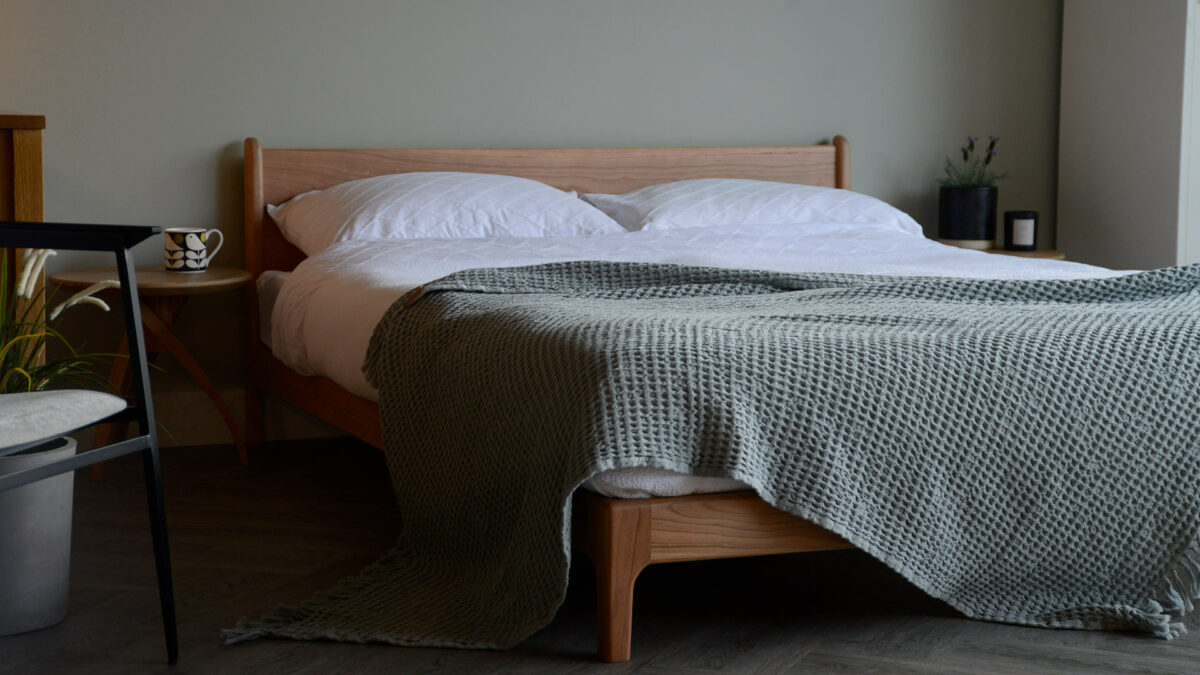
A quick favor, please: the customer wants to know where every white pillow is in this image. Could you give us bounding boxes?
[267,172,623,255]
[582,179,923,236]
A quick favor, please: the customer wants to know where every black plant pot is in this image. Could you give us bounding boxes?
[938,186,997,249]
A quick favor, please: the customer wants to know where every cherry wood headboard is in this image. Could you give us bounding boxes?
[243,136,849,277]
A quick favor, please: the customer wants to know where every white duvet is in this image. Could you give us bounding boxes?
[270,222,1120,497]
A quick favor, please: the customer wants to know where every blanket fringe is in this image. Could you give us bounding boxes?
[220,540,519,649]
[1141,541,1200,639]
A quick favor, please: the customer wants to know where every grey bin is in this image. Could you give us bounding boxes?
[0,437,75,635]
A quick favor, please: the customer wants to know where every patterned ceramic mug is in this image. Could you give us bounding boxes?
[164,228,223,272]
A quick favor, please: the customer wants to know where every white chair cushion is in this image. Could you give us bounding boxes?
[0,390,127,449]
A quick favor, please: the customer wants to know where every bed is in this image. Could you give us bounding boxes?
[244,138,881,661]
[240,137,1187,660]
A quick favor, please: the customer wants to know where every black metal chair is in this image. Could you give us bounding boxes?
[0,222,177,664]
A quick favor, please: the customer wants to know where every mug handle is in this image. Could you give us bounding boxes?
[205,229,224,262]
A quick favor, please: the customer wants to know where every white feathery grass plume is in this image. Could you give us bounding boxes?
[49,280,119,320]
[15,249,56,299]
[15,249,37,297]
[72,296,111,312]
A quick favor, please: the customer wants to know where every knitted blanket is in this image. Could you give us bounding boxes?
[225,261,1200,648]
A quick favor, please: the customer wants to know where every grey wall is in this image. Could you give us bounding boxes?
[2,0,1064,444]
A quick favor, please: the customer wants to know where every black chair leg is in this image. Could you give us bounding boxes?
[141,444,178,664]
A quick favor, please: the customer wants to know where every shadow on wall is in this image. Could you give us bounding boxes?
[215,141,247,267]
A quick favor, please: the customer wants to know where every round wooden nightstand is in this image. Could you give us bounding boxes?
[983,248,1066,261]
[49,266,252,472]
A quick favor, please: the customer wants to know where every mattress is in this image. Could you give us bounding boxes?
[262,222,1121,497]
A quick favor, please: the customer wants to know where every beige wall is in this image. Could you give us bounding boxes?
[2,0,1064,444]
[1058,0,1196,270]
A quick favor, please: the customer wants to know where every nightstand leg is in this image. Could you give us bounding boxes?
[140,301,248,466]
[91,295,249,481]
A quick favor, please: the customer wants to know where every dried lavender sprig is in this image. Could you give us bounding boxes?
[938,134,1007,187]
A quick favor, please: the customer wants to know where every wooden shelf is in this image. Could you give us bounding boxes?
[0,113,46,131]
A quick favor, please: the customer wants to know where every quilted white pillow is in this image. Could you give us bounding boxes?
[582,179,923,236]
[267,172,623,255]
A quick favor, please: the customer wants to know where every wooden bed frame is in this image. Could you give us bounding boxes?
[243,137,855,662]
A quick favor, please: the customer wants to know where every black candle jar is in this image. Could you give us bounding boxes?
[1003,211,1038,251]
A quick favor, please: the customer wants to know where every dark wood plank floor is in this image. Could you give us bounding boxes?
[3,439,1199,674]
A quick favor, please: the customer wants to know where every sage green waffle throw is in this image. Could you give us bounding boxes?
[225,261,1200,648]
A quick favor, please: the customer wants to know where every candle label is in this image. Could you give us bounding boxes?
[1013,218,1035,247]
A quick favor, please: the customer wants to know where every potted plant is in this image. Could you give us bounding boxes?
[937,135,1007,249]
[1,249,117,635]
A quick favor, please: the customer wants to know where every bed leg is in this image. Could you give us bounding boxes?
[584,495,652,663]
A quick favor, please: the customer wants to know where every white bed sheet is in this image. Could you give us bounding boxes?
[267,222,1122,498]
